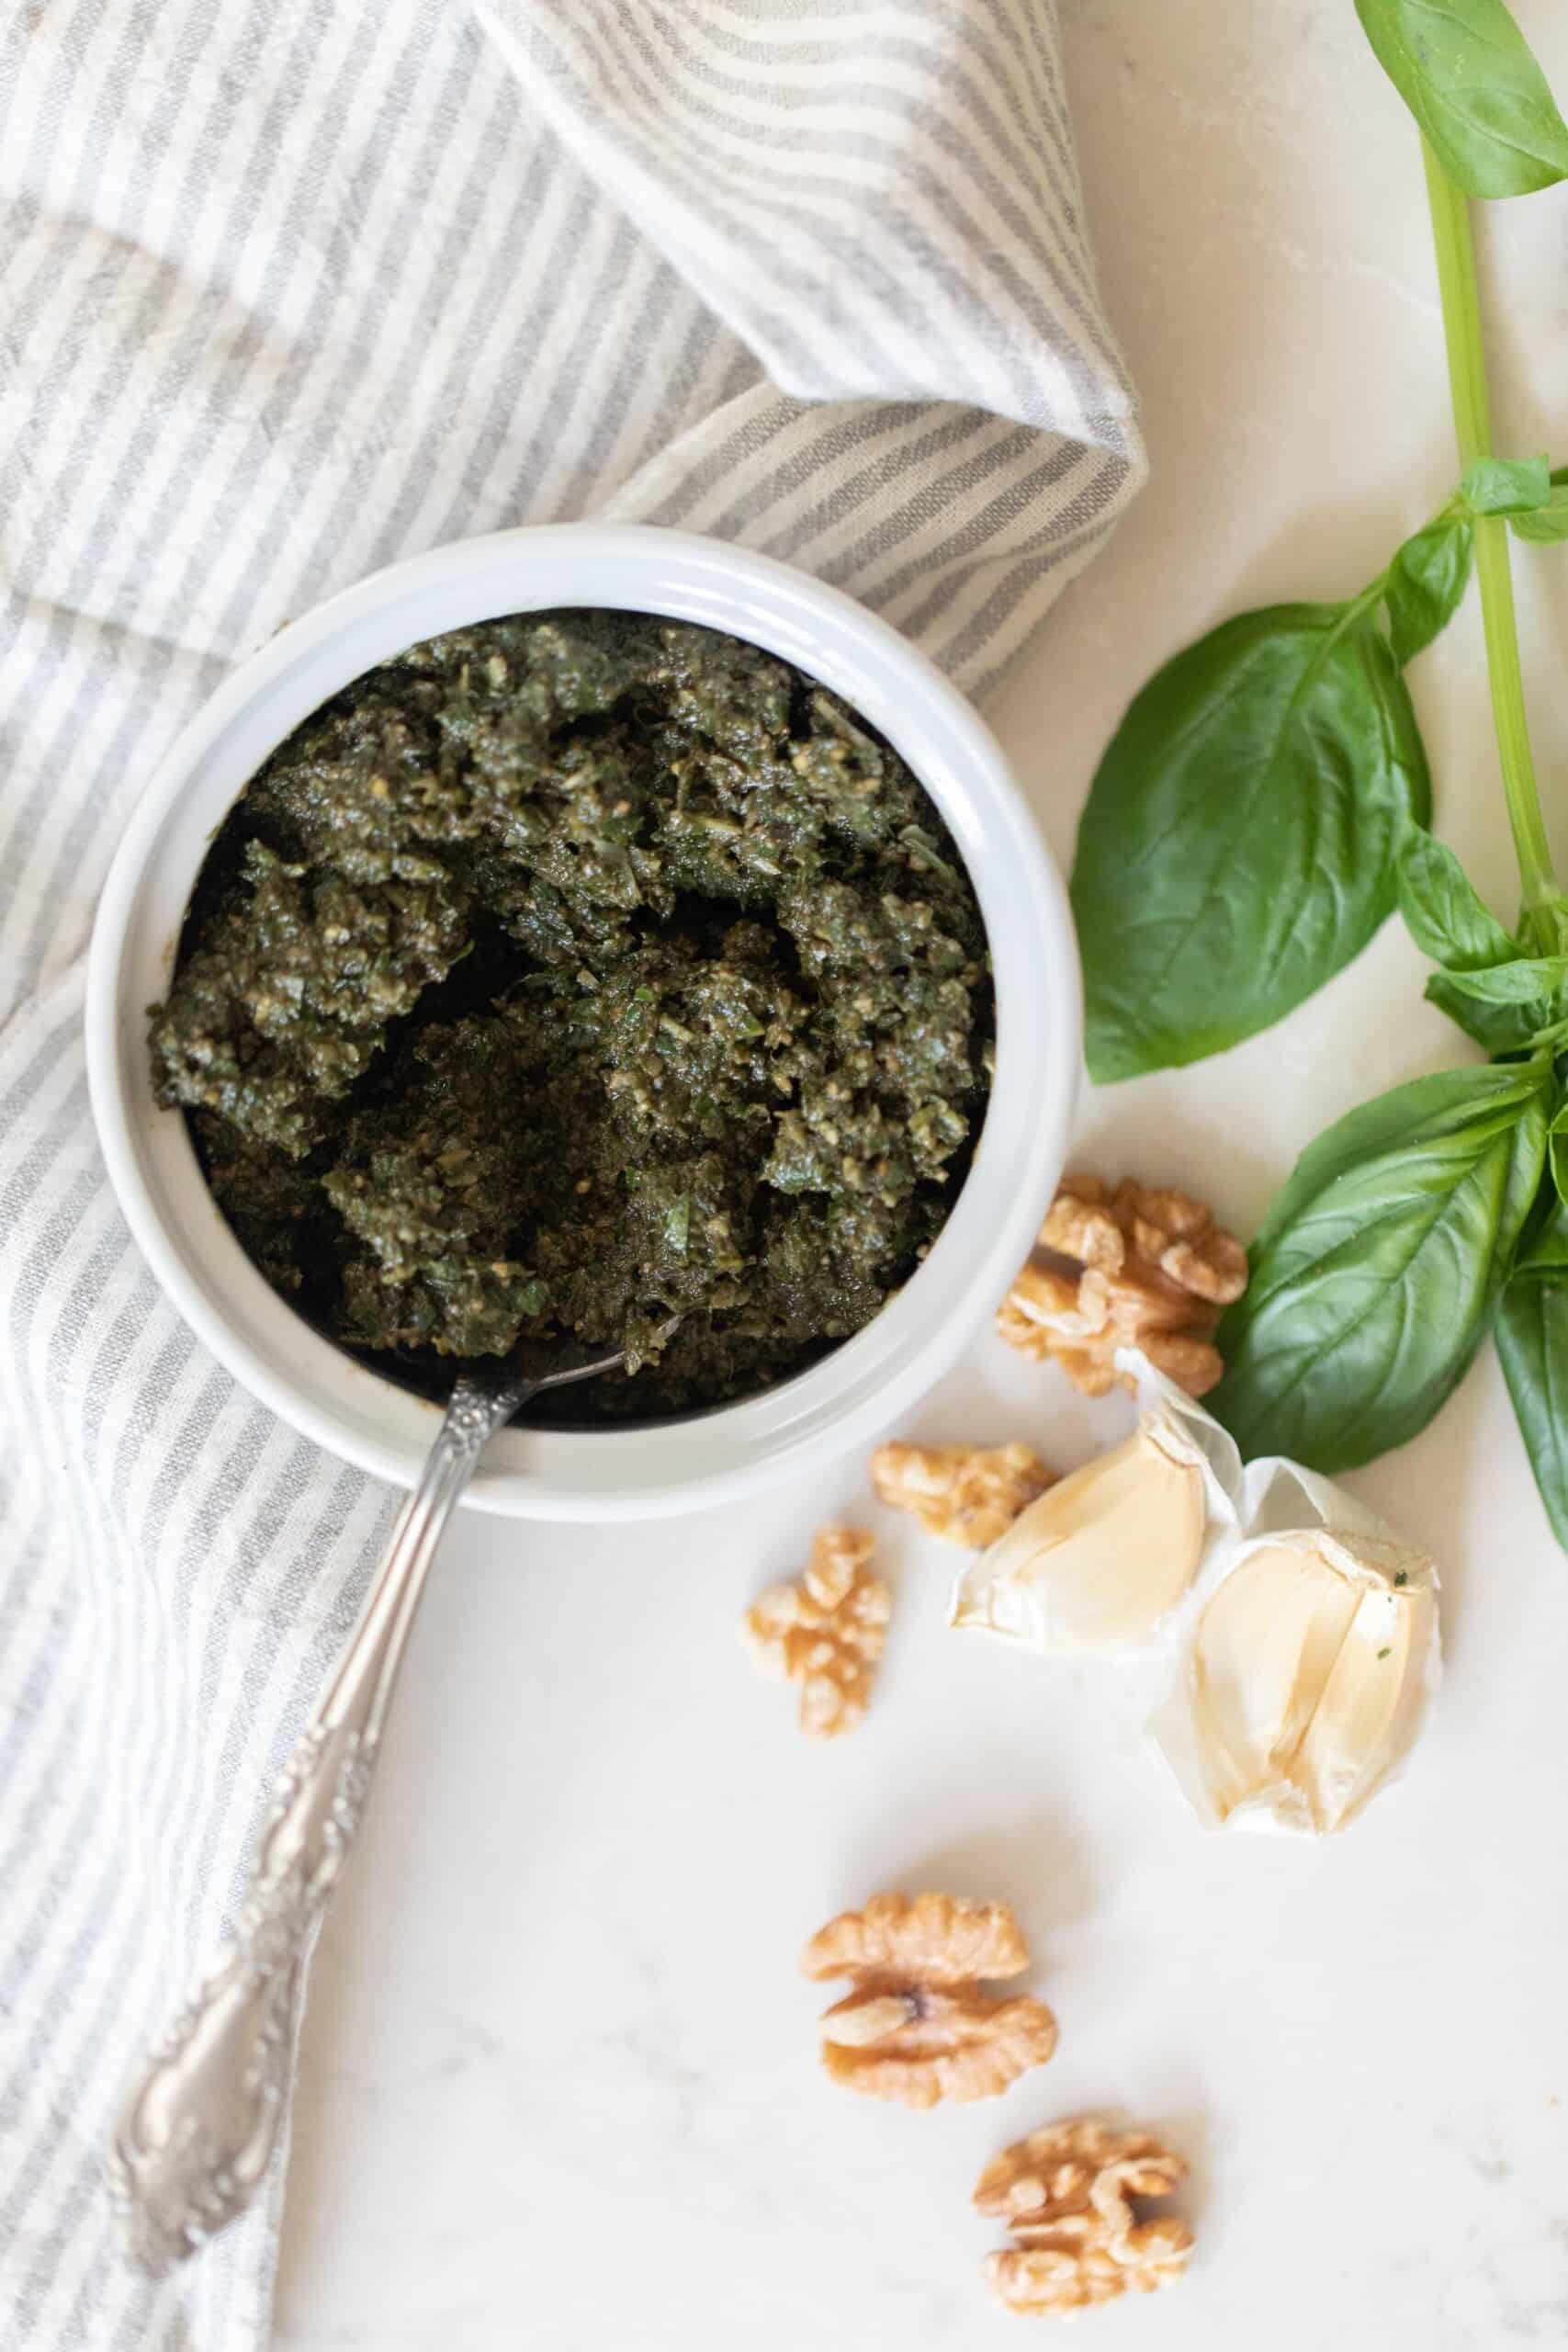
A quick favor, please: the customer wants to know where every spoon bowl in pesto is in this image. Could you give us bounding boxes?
[87,525,1079,1519]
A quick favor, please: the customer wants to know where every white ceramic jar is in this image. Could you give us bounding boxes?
[86,525,1079,1519]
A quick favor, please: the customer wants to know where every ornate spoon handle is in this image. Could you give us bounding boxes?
[110,1374,528,2276]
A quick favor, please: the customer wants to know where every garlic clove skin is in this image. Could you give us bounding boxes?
[950,1416,1207,1655]
[1176,1529,1437,1834]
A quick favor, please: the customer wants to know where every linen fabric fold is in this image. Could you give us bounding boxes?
[0,2,1141,2341]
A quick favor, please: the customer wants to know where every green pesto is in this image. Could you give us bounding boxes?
[150,611,993,1419]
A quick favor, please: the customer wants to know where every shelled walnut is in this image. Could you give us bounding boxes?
[800,1893,1058,2107]
[871,1441,1054,1547]
[997,1172,1247,1398]
[976,2119,1192,2317]
[740,1525,889,1738]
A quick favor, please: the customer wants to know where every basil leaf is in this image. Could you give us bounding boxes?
[1509,488,1568,543]
[1515,1191,1568,1272]
[1496,1280,1568,1546]
[1383,512,1473,663]
[1355,0,1568,198]
[1426,954,1568,1052]
[1461,453,1551,514]
[1551,1103,1568,1211]
[1496,1197,1568,1551]
[1074,605,1431,1082]
[1397,828,1517,968]
[1211,1060,1551,1469]
[1429,956,1568,1004]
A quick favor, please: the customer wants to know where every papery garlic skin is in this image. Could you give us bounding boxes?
[949,1417,1207,1654]
[1176,1530,1437,1835]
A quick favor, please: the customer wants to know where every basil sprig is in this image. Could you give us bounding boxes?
[1069,0,1568,1543]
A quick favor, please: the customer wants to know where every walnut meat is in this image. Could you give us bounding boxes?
[998,1172,1247,1398]
[976,2119,1193,2317]
[871,1442,1054,1547]
[741,1525,889,1738]
[800,1892,1058,2108]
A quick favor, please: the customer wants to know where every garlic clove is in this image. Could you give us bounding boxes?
[1190,1541,1360,1823]
[1179,1530,1437,1833]
[950,1417,1207,1654]
[1293,1574,1437,1832]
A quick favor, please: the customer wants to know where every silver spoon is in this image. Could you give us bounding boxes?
[109,1336,644,2276]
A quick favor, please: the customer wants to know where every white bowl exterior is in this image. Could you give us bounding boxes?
[86,526,1079,1520]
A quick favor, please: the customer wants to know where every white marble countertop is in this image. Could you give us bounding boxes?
[275,6,1568,2345]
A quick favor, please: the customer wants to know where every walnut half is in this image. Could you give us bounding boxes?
[871,1442,1054,1547]
[998,1172,1247,1398]
[741,1525,889,1738]
[800,1892,1058,2108]
[976,2119,1193,2316]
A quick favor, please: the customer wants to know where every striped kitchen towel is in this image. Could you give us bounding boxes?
[0,2,1142,2344]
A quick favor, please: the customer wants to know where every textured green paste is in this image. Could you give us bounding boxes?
[151,611,993,1419]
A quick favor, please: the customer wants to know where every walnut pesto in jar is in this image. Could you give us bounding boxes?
[150,611,994,1419]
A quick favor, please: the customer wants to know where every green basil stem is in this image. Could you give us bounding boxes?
[1422,138,1559,921]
